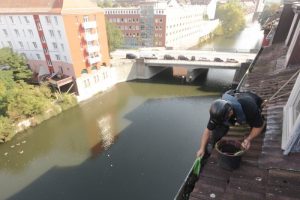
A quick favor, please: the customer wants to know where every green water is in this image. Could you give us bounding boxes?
[0,68,234,200]
[0,20,264,200]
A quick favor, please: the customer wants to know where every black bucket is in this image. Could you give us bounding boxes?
[216,140,244,170]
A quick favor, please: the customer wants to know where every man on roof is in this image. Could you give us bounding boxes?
[196,91,265,160]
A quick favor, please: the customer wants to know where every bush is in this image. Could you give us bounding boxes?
[0,116,13,142]
[57,93,77,111]
[6,81,53,120]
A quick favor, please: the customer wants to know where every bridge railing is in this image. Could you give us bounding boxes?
[191,48,260,54]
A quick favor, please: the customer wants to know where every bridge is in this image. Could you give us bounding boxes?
[133,50,257,83]
[144,59,241,69]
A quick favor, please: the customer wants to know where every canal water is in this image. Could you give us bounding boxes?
[193,21,264,52]
[0,23,263,200]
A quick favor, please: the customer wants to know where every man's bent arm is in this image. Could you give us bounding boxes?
[242,122,265,149]
[197,128,211,157]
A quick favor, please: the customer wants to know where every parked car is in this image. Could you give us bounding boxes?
[246,59,253,63]
[226,58,238,63]
[191,56,196,61]
[178,55,189,61]
[140,51,158,59]
[214,57,224,62]
[164,54,175,60]
[126,53,137,59]
[198,57,210,62]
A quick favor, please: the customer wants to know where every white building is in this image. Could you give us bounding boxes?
[104,0,219,49]
[0,0,111,101]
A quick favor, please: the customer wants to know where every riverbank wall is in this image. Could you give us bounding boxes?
[76,59,137,102]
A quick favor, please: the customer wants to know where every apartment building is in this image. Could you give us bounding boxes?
[104,0,219,48]
[0,0,110,99]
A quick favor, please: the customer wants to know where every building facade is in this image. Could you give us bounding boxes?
[0,0,110,99]
[104,0,219,49]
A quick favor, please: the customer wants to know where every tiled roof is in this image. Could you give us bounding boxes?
[190,42,300,200]
[61,0,103,14]
[0,0,63,13]
[0,0,101,14]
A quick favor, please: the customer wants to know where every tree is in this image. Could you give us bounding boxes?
[0,48,32,81]
[97,0,113,7]
[106,20,124,52]
[6,81,53,120]
[216,0,245,37]
[0,70,15,116]
[258,3,281,26]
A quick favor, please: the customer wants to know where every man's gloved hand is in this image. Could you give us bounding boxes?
[242,138,251,150]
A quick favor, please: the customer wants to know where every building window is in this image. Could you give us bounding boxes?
[18,16,22,24]
[83,16,89,22]
[54,16,58,25]
[2,29,8,37]
[37,22,42,30]
[45,16,51,24]
[61,44,64,51]
[36,54,41,60]
[84,79,90,88]
[44,48,49,54]
[7,41,12,48]
[59,66,63,74]
[14,29,20,37]
[94,75,99,83]
[52,42,58,49]
[41,35,46,43]
[32,42,38,48]
[57,30,62,38]
[24,16,29,23]
[9,16,14,24]
[18,41,24,49]
[283,74,300,151]
[55,54,60,60]
[28,29,33,36]
[21,53,27,59]
[47,60,53,66]
[49,30,54,37]
[64,56,67,62]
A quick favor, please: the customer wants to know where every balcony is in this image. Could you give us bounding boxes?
[88,56,101,64]
[85,33,99,41]
[48,74,73,87]
[86,45,100,53]
[82,21,97,29]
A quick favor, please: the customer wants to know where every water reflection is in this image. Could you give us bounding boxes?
[198,22,264,51]
[98,115,114,150]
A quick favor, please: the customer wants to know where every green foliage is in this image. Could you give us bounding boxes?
[258,3,281,26]
[0,116,13,141]
[97,0,113,7]
[0,48,32,81]
[0,71,15,116]
[56,93,77,111]
[106,20,124,52]
[203,14,209,20]
[6,81,53,120]
[0,48,78,142]
[216,0,245,37]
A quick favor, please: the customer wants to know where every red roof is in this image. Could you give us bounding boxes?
[0,0,63,13]
[0,0,101,14]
